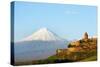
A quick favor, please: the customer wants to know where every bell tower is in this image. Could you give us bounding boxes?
[83,32,88,41]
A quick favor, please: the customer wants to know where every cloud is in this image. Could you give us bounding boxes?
[65,10,79,14]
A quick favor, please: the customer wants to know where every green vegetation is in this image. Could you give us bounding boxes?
[80,55,97,61]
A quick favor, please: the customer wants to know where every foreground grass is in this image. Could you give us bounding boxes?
[80,55,97,61]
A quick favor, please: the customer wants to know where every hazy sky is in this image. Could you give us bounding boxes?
[13,1,97,41]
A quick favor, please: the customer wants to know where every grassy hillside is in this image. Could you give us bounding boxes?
[80,55,97,61]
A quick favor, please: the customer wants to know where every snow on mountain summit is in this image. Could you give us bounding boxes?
[20,28,63,41]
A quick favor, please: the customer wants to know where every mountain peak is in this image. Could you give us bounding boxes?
[37,27,48,33]
[19,28,64,42]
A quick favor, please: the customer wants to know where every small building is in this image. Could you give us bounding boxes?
[56,49,63,53]
[68,47,83,52]
[56,49,68,53]
[67,47,77,52]
[70,40,80,47]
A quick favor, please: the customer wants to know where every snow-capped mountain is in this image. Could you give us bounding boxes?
[14,28,69,63]
[20,28,63,42]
